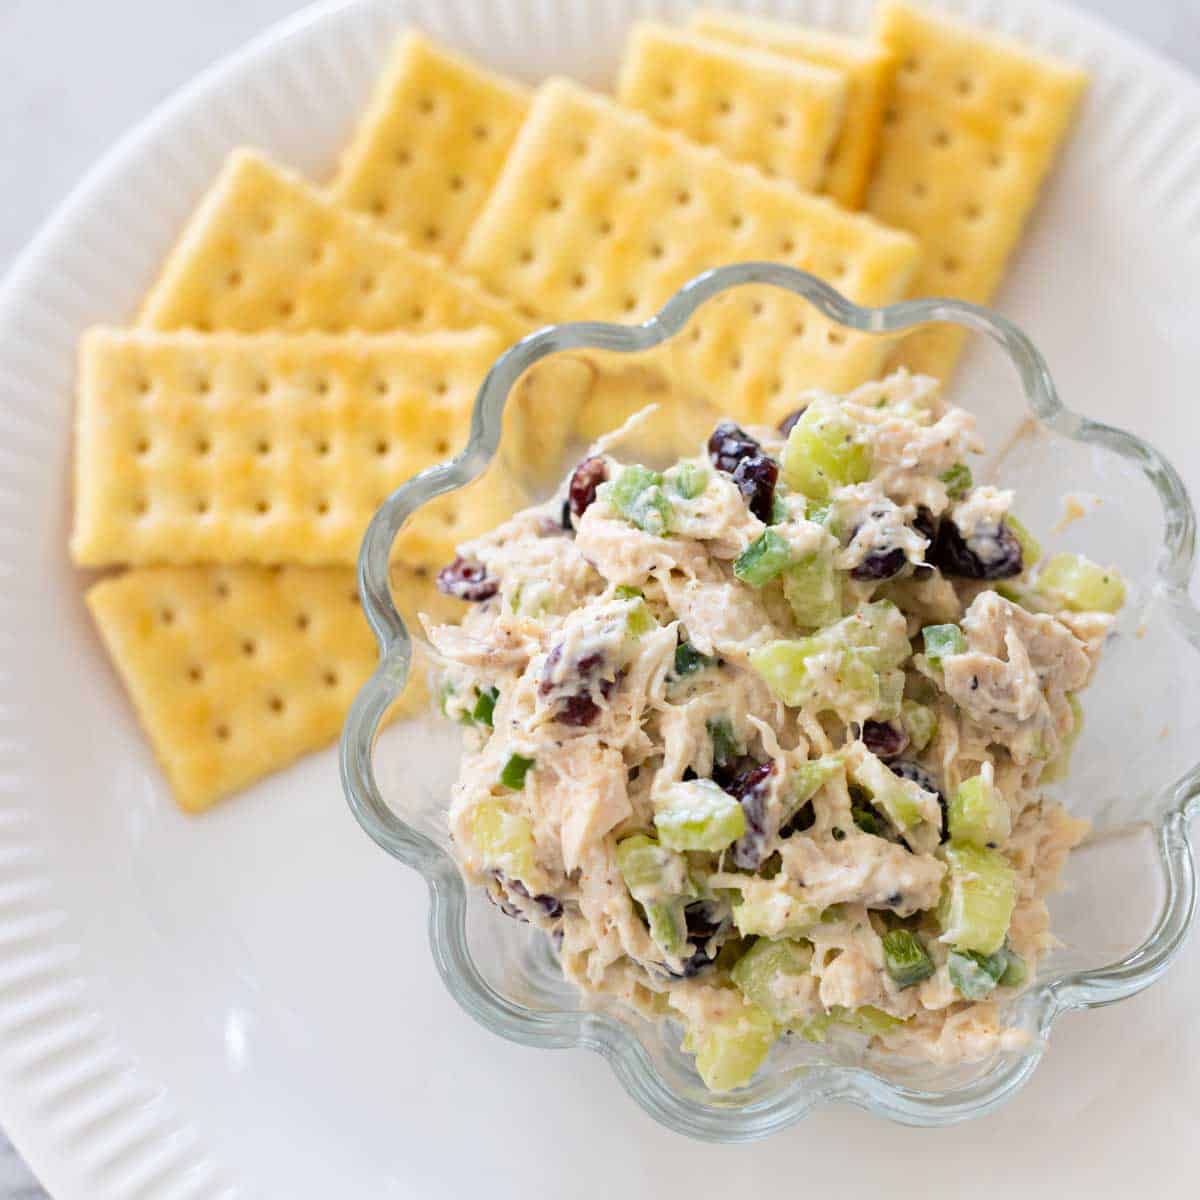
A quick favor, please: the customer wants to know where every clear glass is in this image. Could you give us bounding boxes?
[340,263,1200,1138]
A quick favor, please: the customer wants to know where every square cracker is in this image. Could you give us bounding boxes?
[71,327,529,569]
[460,78,920,425]
[616,21,848,193]
[87,563,461,812]
[139,148,530,342]
[867,0,1087,379]
[690,9,895,209]
[331,31,531,259]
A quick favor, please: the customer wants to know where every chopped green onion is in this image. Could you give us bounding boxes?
[882,929,935,988]
[922,622,966,667]
[1036,552,1126,613]
[669,461,708,500]
[851,804,883,836]
[769,494,788,525]
[707,717,741,768]
[999,948,1028,988]
[673,641,716,677]
[499,753,535,791]
[1005,514,1042,570]
[614,584,643,600]
[947,948,1008,999]
[733,529,795,587]
[471,686,499,728]
[939,462,973,499]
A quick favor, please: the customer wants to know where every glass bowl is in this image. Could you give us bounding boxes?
[340,262,1200,1139]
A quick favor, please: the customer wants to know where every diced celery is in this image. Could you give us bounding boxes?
[835,1005,906,1036]
[734,529,795,587]
[882,929,935,988]
[625,598,656,638]
[845,601,911,670]
[471,686,499,728]
[655,780,746,852]
[938,843,1017,955]
[791,1012,836,1043]
[849,750,928,832]
[947,948,1008,999]
[781,405,871,500]
[999,948,1028,988]
[782,756,841,826]
[730,937,814,1024]
[1006,514,1042,570]
[805,498,833,526]
[683,999,777,1092]
[901,699,938,752]
[643,901,688,956]
[615,834,692,901]
[732,891,822,939]
[938,463,973,499]
[782,552,841,630]
[614,584,643,600]
[668,461,708,500]
[769,494,788,525]
[673,642,716,677]
[1041,693,1084,784]
[949,768,1011,846]
[922,623,965,667]
[609,465,672,536]
[876,668,904,722]
[499,753,535,791]
[1037,552,1126,614]
[469,798,539,882]
[707,717,741,768]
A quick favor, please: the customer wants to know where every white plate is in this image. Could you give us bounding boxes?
[1,0,1198,1196]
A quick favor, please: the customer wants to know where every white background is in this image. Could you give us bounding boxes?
[0,1,1197,1196]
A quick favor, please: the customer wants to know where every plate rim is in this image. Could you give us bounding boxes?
[2,0,1200,1192]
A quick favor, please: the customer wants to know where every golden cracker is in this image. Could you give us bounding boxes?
[71,327,527,569]
[616,21,848,193]
[332,31,531,259]
[460,78,921,425]
[140,148,530,342]
[690,9,896,209]
[867,0,1086,378]
[87,563,459,812]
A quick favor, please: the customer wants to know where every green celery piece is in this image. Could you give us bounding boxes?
[1036,552,1126,614]
[851,804,883,836]
[922,623,966,667]
[769,493,788,525]
[850,750,927,831]
[948,948,1008,999]
[673,641,716,677]
[614,584,643,600]
[949,772,1011,846]
[437,678,458,718]
[938,843,1017,955]
[791,1012,836,1043]
[781,756,841,826]
[734,528,796,587]
[643,901,688,956]
[901,699,938,752]
[882,929,934,988]
[876,668,904,722]
[669,461,709,500]
[731,937,814,1025]
[732,892,822,939]
[499,753,535,791]
[615,834,692,902]
[805,498,833,526]
[609,465,672,536]
[750,639,818,708]
[683,1000,777,1092]
[655,780,746,852]
[1041,693,1084,784]
[471,686,499,728]
[469,798,539,883]
[1005,514,1042,570]
[843,600,910,670]
[835,1005,906,1036]
[938,462,973,499]
[781,404,871,500]
[782,552,841,630]
[707,717,741,769]
[999,947,1028,988]
[625,599,656,638]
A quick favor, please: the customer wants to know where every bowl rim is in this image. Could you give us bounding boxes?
[340,262,1200,1138]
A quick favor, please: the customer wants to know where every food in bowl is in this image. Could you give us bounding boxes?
[427,367,1124,1092]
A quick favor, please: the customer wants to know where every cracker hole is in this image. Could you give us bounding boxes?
[518,247,534,265]
[624,164,640,183]
[771,111,788,129]
[902,55,920,74]
[729,213,744,231]
[267,695,285,715]
[956,76,975,97]
[316,439,331,456]
[942,254,962,275]
[793,320,806,337]
[316,499,330,515]
[322,670,339,689]
[136,376,152,396]
[256,213,275,234]
[360,273,378,293]
[195,498,210,515]
[196,375,212,395]
[241,638,257,657]
[546,194,563,212]
[717,97,732,115]
[315,377,331,396]
[226,269,243,288]
[750,300,764,316]
[215,723,231,742]
[435,438,450,455]
[675,188,692,206]
[255,378,270,396]
[517,304,538,320]
[883,107,898,126]
[472,123,489,141]
[827,329,846,346]
[215,580,231,599]
[622,295,638,314]
[770,376,784,395]
[571,137,588,157]
[1008,97,1027,117]
[135,436,151,455]
[416,95,435,115]
[278,299,296,319]
[689,326,703,344]
[571,271,587,289]
[932,128,952,149]
[374,439,389,456]
[831,259,848,278]
[254,499,271,515]
[295,612,310,631]
[779,236,797,255]
[422,224,440,243]
[160,607,175,625]
[308,243,326,265]
[371,198,388,217]
[441,510,457,526]
[255,438,271,455]
[410,304,426,322]
[374,378,389,396]
[433,379,449,396]
[729,353,743,371]
[912,180,928,199]
[187,665,204,684]
[660,82,675,101]
[597,218,613,236]
[649,241,665,260]
[348,590,359,605]
[449,174,465,193]
[133,497,149,517]
[964,201,983,221]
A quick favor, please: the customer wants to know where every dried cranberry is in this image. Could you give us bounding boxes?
[436,556,498,601]
[777,406,808,438]
[724,760,777,870]
[554,675,617,728]
[671,902,730,978]
[928,518,1022,580]
[567,456,608,522]
[509,878,563,919]
[889,760,947,842]
[912,507,938,543]
[731,453,779,523]
[707,421,761,474]
[850,546,907,582]
[862,720,909,760]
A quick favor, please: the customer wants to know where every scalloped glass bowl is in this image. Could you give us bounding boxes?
[340,263,1200,1139]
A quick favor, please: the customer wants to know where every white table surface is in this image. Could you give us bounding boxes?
[1,0,1198,1196]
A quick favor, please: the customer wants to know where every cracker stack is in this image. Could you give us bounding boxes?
[76,7,1085,813]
